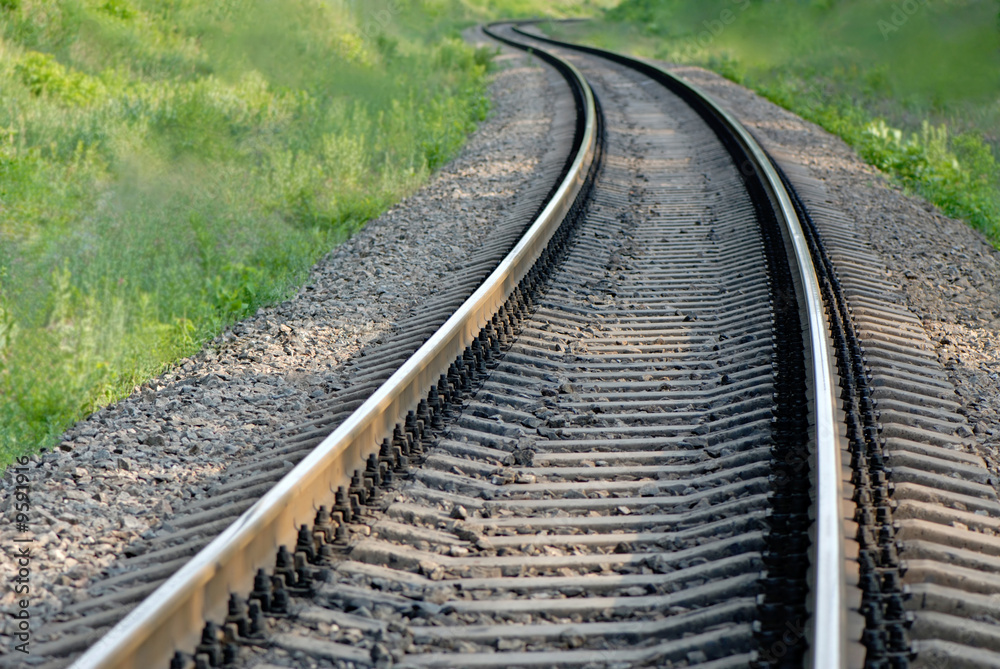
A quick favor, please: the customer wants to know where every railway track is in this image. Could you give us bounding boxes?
[19,21,1000,669]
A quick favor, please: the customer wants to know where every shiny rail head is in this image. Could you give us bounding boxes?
[69,29,599,669]
[505,24,850,669]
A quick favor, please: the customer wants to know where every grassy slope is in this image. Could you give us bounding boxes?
[547,0,1000,243]
[0,0,616,465]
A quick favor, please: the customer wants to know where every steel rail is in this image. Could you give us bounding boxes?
[508,25,846,669]
[70,34,599,669]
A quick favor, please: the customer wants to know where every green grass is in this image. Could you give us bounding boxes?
[6,0,994,465]
[0,0,616,466]
[547,0,1000,242]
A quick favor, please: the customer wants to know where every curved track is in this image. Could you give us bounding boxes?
[30,20,999,669]
[64,20,843,669]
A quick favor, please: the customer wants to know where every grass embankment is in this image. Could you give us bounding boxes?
[548,0,1000,242]
[0,0,615,466]
[0,0,493,466]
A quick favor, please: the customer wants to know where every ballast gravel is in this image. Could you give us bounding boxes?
[0,44,559,652]
[670,65,1000,494]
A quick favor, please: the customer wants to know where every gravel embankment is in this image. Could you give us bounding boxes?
[0,44,559,649]
[672,64,1000,492]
